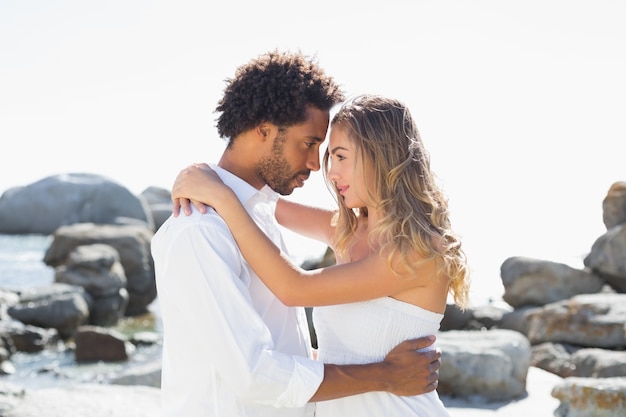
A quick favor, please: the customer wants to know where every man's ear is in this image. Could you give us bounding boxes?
[257,123,270,140]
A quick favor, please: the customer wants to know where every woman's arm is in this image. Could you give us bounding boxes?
[171,165,427,307]
[276,198,335,247]
[172,165,336,248]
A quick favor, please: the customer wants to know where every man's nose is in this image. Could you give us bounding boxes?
[306,154,321,172]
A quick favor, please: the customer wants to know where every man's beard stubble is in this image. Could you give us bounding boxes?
[256,132,299,196]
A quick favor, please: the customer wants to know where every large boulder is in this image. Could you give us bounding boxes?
[139,186,172,231]
[437,329,531,401]
[55,243,129,326]
[43,223,156,316]
[501,256,605,308]
[525,293,626,348]
[0,173,153,234]
[584,223,626,293]
[602,181,626,229]
[552,376,626,417]
[7,283,91,339]
[74,325,134,363]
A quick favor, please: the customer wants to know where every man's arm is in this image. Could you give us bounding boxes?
[312,337,441,401]
[154,216,324,407]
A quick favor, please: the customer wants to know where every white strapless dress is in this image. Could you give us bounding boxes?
[313,297,450,417]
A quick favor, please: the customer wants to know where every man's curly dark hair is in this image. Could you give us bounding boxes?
[216,50,345,145]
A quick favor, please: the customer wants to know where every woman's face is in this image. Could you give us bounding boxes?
[327,125,371,209]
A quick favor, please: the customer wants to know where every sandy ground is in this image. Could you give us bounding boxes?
[441,366,563,417]
[3,384,162,417]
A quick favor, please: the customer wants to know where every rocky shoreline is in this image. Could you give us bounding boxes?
[1,174,626,416]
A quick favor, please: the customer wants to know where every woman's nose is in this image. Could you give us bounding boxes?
[327,165,338,181]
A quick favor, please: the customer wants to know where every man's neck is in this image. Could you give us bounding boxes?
[218,149,265,190]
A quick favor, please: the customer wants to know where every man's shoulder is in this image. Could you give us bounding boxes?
[153,209,233,247]
[151,210,243,273]
[166,208,222,225]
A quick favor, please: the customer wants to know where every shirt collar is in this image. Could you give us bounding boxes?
[210,164,279,206]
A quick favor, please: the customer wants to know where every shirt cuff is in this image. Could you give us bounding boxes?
[262,356,324,408]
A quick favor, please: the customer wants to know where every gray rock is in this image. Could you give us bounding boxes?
[147,203,173,231]
[55,244,127,297]
[0,173,153,234]
[531,342,578,378]
[440,303,474,331]
[54,243,129,326]
[500,305,540,335]
[43,223,155,316]
[584,224,626,292]
[602,181,626,229]
[526,293,626,348]
[437,329,531,401]
[7,284,90,338]
[139,186,172,230]
[139,186,170,206]
[571,348,626,378]
[470,304,510,329]
[0,320,58,353]
[552,377,626,417]
[88,288,129,327]
[74,325,134,363]
[501,256,605,308]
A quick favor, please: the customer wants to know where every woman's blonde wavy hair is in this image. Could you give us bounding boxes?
[323,95,470,309]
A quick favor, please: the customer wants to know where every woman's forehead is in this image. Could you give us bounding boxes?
[329,125,352,147]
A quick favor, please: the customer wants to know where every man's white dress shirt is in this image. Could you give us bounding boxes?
[152,165,324,416]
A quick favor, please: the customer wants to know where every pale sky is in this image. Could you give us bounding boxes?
[1,0,624,303]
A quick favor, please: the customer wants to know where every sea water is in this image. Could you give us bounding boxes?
[0,234,162,389]
[0,234,54,291]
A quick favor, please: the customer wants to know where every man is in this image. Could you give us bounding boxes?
[152,50,440,417]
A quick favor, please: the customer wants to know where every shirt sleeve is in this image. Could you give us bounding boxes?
[154,212,324,407]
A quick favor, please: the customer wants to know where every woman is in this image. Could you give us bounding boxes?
[172,94,470,416]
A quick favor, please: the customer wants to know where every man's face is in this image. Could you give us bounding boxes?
[256,106,330,195]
